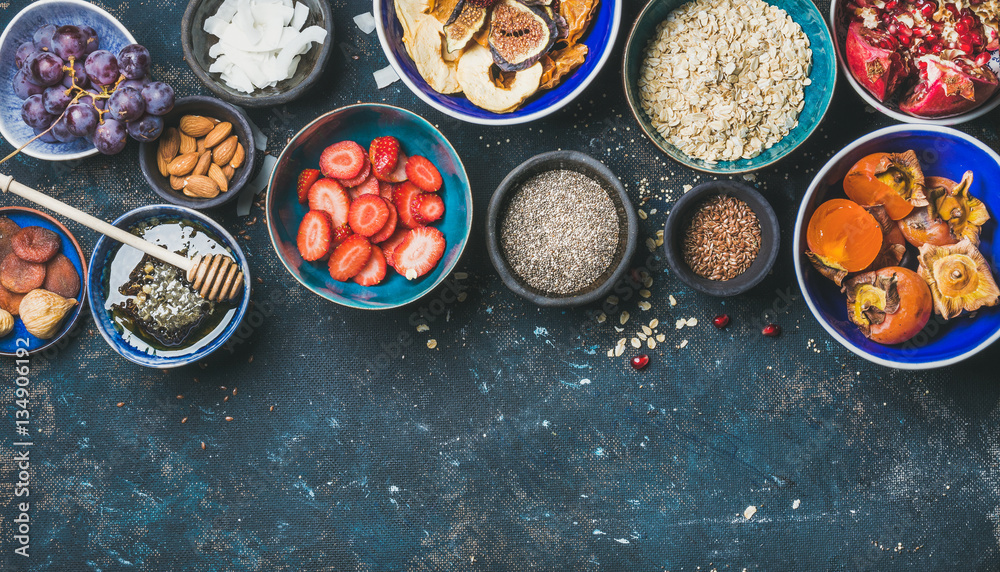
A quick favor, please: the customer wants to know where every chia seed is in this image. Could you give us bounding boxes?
[500,169,619,295]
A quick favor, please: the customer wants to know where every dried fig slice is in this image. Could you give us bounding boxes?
[11,226,60,263]
[488,0,556,72]
[0,252,46,294]
[42,254,80,299]
[443,0,487,54]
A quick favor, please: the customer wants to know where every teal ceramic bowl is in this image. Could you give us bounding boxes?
[622,0,838,174]
[266,104,472,310]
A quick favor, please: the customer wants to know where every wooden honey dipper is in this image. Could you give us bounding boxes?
[0,173,244,302]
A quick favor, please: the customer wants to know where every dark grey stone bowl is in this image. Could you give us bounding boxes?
[180,0,334,108]
[137,96,258,210]
[486,151,638,308]
[663,180,780,296]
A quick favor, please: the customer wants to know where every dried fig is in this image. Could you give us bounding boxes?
[19,289,76,339]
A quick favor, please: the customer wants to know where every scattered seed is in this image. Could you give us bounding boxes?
[181,417,188,423]
[116,402,124,407]
[177,395,183,399]
[224,396,229,402]
[269,405,275,412]
[427,339,438,349]
[225,416,234,421]
[201,442,206,450]
[233,388,237,396]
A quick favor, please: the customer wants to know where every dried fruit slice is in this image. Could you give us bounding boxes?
[0,253,46,294]
[843,151,928,220]
[917,239,1000,319]
[0,286,24,316]
[42,254,80,299]
[844,267,932,345]
[456,43,542,113]
[410,16,462,94]
[393,227,446,280]
[348,195,391,237]
[488,0,556,72]
[353,245,388,287]
[11,226,60,263]
[0,217,22,265]
[900,55,999,118]
[308,178,351,227]
[844,20,910,103]
[328,234,372,281]
[297,210,334,261]
[444,0,487,55]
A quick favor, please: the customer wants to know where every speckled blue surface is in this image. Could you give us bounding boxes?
[267,104,472,309]
[0,0,136,161]
[2,0,1000,570]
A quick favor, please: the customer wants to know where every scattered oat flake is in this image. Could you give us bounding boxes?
[620,311,630,325]
[649,319,659,329]
[427,339,438,349]
[656,334,666,342]
[792,499,801,509]
[678,339,689,348]
[642,325,653,336]
[638,301,651,311]
[607,295,619,305]
[669,294,677,306]
[647,337,656,349]
[631,338,641,348]
[597,312,607,323]
[457,292,468,302]
[607,349,614,357]
[645,238,657,252]
[744,505,757,520]
[640,289,651,298]
[614,345,625,357]
[638,332,648,341]
[454,272,468,279]
[416,324,429,332]
[683,185,693,193]
[638,209,648,220]
[686,317,698,327]
[675,318,686,329]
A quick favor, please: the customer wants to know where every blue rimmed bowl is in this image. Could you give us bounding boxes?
[266,103,472,309]
[87,205,251,368]
[794,125,1000,370]
[0,0,136,161]
[374,0,621,125]
[0,206,87,357]
[622,0,837,174]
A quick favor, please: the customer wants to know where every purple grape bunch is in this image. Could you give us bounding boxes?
[12,24,175,155]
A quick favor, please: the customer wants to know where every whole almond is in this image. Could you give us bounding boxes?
[157,152,169,177]
[179,115,215,138]
[213,135,238,166]
[230,142,245,169]
[183,175,220,198]
[194,151,212,176]
[208,163,229,192]
[167,152,198,176]
[222,165,235,180]
[204,122,232,149]
[170,175,188,190]
[179,132,197,155]
[158,127,179,162]
[197,137,207,154]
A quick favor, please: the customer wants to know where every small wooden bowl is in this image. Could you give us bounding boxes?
[180,0,334,108]
[137,96,257,210]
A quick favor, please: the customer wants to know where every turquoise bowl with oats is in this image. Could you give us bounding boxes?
[622,0,838,174]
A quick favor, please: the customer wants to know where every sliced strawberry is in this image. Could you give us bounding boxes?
[381,230,409,269]
[308,178,351,227]
[348,194,391,237]
[320,140,366,180]
[296,210,333,262]
[376,150,409,183]
[393,227,446,280]
[347,186,363,203]
[297,169,321,204]
[338,156,370,188]
[379,181,397,201]
[405,155,443,192]
[412,192,445,225]
[371,201,398,244]
[354,172,381,196]
[331,223,351,249]
[393,181,424,229]
[352,245,387,287]
[328,234,371,281]
[369,136,400,180]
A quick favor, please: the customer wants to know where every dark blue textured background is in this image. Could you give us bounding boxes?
[2,0,1000,570]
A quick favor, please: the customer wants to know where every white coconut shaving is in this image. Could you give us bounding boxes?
[204,0,328,93]
[353,12,376,34]
[373,65,400,89]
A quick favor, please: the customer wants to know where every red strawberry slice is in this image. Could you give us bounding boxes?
[412,192,445,225]
[371,201,398,244]
[379,181,397,201]
[297,169,321,204]
[328,234,371,281]
[308,178,351,227]
[381,230,409,269]
[331,223,351,249]
[405,155,442,192]
[296,210,333,261]
[393,227,445,280]
[352,245,387,287]
[348,194,390,237]
[320,141,366,180]
[338,156,370,188]
[393,181,424,229]
[354,172,381,196]
[376,150,409,183]
[369,136,400,180]
[347,186,363,203]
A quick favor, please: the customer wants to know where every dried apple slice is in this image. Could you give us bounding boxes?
[411,16,462,94]
[456,43,541,112]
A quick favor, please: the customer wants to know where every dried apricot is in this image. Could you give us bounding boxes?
[0,252,46,294]
[42,254,80,299]
[0,217,21,263]
[0,286,25,316]
[11,226,60,263]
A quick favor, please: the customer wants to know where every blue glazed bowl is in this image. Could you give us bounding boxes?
[0,0,136,162]
[0,207,87,357]
[622,0,837,174]
[374,0,621,125]
[794,125,1000,370]
[87,205,251,368]
[266,103,472,309]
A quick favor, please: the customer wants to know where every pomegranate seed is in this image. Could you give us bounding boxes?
[924,32,938,43]
[631,355,650,370]
[713,314,730,329]
[888,23,899,34]
[960,41,974,53]
[762,324,782,338]
[920,2,935,17]
[886,0,898,9]
[976,52,992,66]
[899,34,913,46]
[913,27,925,37]
[956,19,970,34]
[946,2,959,17]
[899,22,912,36]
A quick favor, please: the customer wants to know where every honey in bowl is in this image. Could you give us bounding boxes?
[102,217,239,356]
